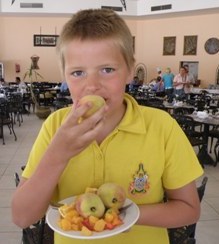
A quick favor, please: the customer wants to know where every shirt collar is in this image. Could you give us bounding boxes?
[117,93,146,134]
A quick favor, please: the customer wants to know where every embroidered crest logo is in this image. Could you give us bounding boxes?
[129,163,150,195]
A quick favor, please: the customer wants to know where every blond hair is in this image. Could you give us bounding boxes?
[56,9,135,75]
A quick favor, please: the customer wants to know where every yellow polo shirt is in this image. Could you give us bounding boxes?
[23,93,203,244]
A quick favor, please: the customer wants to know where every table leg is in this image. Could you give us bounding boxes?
[198,146,215,166]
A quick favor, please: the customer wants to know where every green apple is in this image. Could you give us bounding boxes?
[78,95,105,120]
[75,193,105,218]
[97,183,126,210]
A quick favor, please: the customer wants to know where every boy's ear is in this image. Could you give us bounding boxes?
[126,68,135,84]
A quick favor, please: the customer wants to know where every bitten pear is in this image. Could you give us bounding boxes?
[75,193,105,218]
[97,183,126,210]
[78,95,105,120]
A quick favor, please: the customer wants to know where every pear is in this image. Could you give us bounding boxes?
[75,192,105,218]
[97,183,126,210]
[78,95,105,120]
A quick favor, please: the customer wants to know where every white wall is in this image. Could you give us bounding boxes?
[0,0,219,16]
[0,0,136,16]
[0,1,219,87]
[138,0,219,16]
[133,13,219,86]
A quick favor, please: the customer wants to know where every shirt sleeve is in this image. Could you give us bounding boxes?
[162,119,204,189]
[22,121,51,179]
[173,75,177,83]
[22,108,70,179]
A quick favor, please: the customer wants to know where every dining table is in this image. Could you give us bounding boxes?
[163,101,195,115]
[186,113,219,166]
[191,88,219,95]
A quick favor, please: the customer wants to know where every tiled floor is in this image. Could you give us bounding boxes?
[0,113,219,244]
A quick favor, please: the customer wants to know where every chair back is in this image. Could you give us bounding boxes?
[168,176,208,244]
[0,98,10,120]
[14,168,54,244]
[173,115,196,135]
[186,176,208,239]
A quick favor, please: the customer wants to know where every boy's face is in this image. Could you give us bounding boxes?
[63,39,133,116]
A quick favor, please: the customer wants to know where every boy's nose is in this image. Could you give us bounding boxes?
[86,76,102,92]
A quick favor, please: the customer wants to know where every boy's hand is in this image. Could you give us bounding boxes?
[47,99,108,164]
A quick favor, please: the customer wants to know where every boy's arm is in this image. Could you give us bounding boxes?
[11,103,108,228]
[136,181,200,228]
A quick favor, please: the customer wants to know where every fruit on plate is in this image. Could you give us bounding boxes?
[75,192,105,218]
[57,183,126,235]
[58,203,75,218]
[58,202,124,234]
[81,226,93,236]
[85,187,98,194]
[93,219,106,232]
[78,95,105,120]
[97,183,126,209]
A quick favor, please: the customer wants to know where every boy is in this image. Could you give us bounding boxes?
[12,9,203,244]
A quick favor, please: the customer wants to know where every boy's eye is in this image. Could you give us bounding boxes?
[102,67,115,74]
[71,70,85,77]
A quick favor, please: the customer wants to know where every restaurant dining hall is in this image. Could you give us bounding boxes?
[0,1,219,244]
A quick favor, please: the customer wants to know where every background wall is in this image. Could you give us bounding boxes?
[0,11,218,87]
[0,16,69,82]
[0,15,136,83]
[134,12,219,86]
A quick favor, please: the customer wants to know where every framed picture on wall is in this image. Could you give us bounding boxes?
[163,36,176,55]
[183,35,197,55]
[204,37,219,55]
[33,34,59,47]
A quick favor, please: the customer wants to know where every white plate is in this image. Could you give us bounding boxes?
[46,197,139,240]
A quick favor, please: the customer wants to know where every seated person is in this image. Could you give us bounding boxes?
[0,78,7,87]
[16,76,27,93]
[152,77,165,97]
[152,76,164,93]
[60,81,69,92]
[129,76,141,92]
[59,81,70,97]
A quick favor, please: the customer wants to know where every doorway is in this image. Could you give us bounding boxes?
[180,61,199,82]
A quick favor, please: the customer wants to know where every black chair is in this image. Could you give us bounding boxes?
[38,91,54,107]
[146,98,168,111]
[23,92,35,114]
[53,97,69,110]
[212,136,219,167]
[193,98,207,112]
[173,107,186,115]
[0,98,17,144]
[173,115,205,149]
[173,107,194,116]
[149,103,168,112]
[14,169,54,244]
[173,115,205,167]
[134,97,148,106]
[168,176,208,244]
[208,126,219,153]
[7,93,23,126]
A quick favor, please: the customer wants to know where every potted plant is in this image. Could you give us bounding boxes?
[23,55,51,119]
